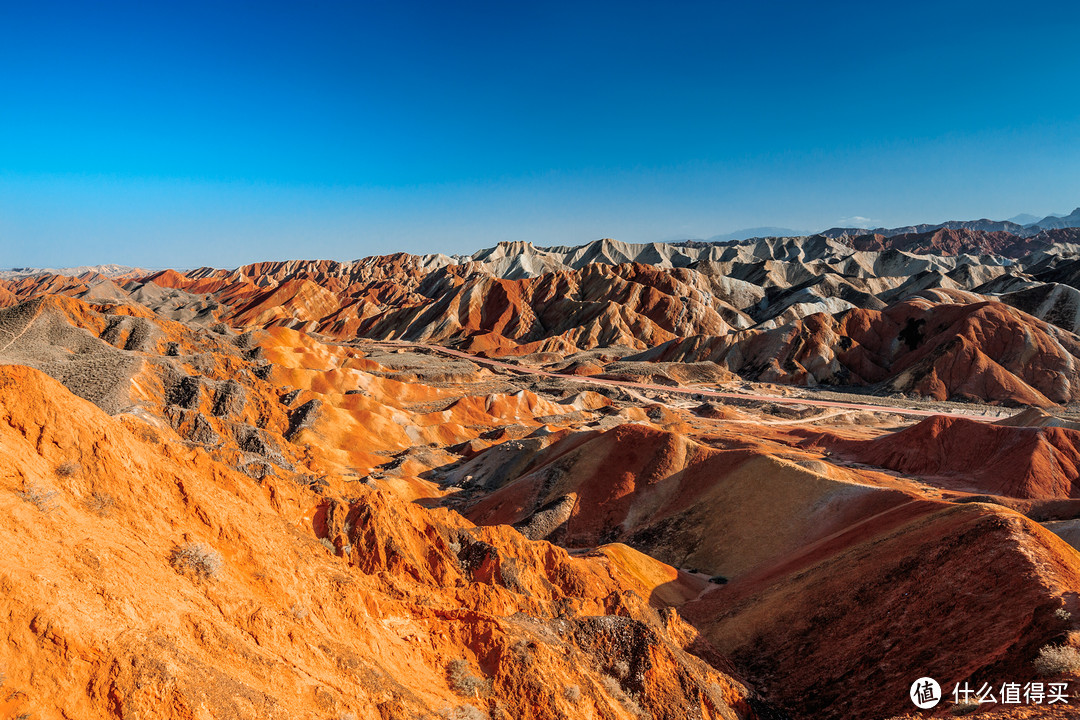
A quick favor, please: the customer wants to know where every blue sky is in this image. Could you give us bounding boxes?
[2,0,1079,268]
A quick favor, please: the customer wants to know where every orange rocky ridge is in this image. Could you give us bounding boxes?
[0,297,771,720]
[8,235,1080,407]
[2,238,1080,719]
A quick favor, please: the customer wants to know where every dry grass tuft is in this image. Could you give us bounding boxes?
[599,675,648,718]
[17,485,57,512]
[170,542,223,579]
[442,705,487,720]
[85,490,116,517]
[950,701,981,716]
[54,461,80,478]
[446,659,489,697]
[1034,644,1080,677]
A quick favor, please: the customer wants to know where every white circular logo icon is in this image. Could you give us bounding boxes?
[910,677,942,709]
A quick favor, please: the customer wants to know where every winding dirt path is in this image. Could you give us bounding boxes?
[360,339,1004,422]
[0,300,44,355]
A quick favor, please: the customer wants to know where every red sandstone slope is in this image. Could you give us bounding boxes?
[798,415,1080,499]
[0,272,90,303]
[350,263,740,355]
[65,259,741,355]
[4,283,1080,719]
[681,501,1080,720]
[850,228,1045,257]
[843,226,1080,258]
[0,294,629,500]
[460,424,1080,719]
[641,297,1080,405]
[462,424,915,580]
[224,278,344,327]
[7,238,1080,408]
[0,363,770,720]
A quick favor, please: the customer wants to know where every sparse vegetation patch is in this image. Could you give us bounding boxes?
[446,659,490,697]
[950,700,980,716]
[442,705,488,720]
[17,484,57,512]
[54,461,80,478]
[85,490,115,517]
[1034,644,1080,677]
[170,542,223,579]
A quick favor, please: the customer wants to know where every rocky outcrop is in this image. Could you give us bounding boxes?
[0,359,768,720]
[638,298,1080,406]
[798,415,1080,499]
[7,234,1080,408]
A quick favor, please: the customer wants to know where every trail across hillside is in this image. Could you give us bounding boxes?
[361,339,1007,422]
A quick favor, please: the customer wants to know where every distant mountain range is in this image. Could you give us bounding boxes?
[703,208,1080,244]
[822,208,1080,239]
[1006,213,1045,225]
[1028,208,1080,231]
[706,227,810,243]
[0,264,149,280]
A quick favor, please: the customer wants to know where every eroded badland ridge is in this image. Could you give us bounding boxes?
[4,229,1080,719]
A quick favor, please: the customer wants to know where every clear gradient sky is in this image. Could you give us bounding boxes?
[2,0,1079,268]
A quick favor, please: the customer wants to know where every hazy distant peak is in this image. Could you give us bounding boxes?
[0,263,149,280]
[1030,208,1080,230]
[706,227,810,242]
[1007,213,1042,225]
